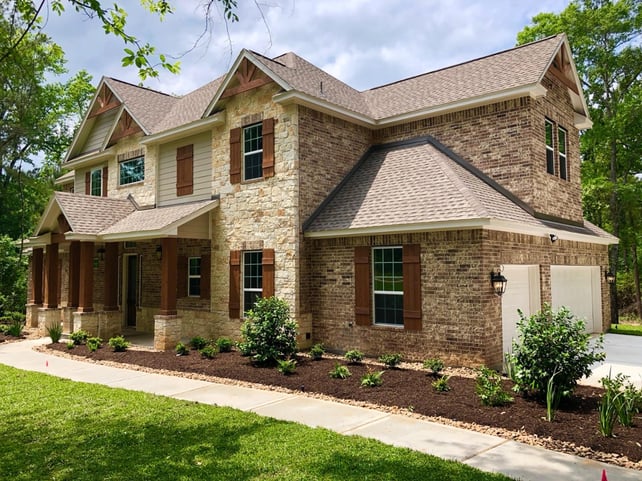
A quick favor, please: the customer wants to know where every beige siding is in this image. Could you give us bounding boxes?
[81,110,118,154]
[158,132,212,206]
[74,164,106,194]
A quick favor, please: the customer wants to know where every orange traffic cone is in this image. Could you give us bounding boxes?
[601,469,608,481]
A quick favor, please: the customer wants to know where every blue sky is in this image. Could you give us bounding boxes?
[41,0,569,95]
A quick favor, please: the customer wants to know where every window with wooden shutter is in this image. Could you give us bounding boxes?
[177,255,187,298]
[229,250,241,318]
[262,118,275,178]
[176,144,194,196]
[102,167,108,197]
[354,246,371,326]
[262,248,275,298]
[230,128,242,184]
[200,254,210,300]
[402,244,422,330]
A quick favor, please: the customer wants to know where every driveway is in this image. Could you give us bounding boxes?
[582,333,642,388]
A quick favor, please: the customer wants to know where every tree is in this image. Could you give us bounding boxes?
[518,0,642,318]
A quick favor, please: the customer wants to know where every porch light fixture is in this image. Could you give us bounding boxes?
[155,245,162,260]
[96,247,106,261]
[605,270,616,284]
[549,234,558,243]
[490,268,508,296]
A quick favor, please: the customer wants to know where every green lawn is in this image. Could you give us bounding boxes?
[0,364,513,481]
[609,323,642,336]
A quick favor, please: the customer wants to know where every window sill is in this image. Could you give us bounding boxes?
[118,180,144,189]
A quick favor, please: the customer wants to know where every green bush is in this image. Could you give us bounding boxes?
[506,305,605,398]
[70,330,90,345]
[200,345,217,359]
[276,359,297,375]
[215,337,234,353]
[240,297,297,364]
[87,337,102,352]
[475,367,513,407]
[378,353,402,369]
[175,342,189,356]
[344,349,364,364]
[329,363,351,379]
[6,319,24,337]
[432,375,451,393]
[66,341,75,350]
[46,323,63,343]
[360,370,383,387]
[108,336,130,352]
[309,343,325,360]
[423,358,445,375]
[236,340,253,356]
[190,336,208,350]
[599,372,642,434]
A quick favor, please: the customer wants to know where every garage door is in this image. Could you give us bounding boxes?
[550,265,602,333]
[501,265,541,356]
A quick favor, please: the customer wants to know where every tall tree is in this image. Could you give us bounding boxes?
[518,0,642,317]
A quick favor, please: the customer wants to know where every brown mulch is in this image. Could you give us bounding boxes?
[44,343,642,469]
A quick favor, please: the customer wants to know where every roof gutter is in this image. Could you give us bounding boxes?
[140,112,226,145]
[273,90,375,127]
[63,148,116,169]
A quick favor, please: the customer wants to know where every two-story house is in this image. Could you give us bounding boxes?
[26,34,617,368]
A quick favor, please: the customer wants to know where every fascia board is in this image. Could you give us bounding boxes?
[487,219,618,245]
[140,112,225,145]
[273,91,375,127]
[64,233,99,242]
[63,148,116,170]
[304,219,489,239]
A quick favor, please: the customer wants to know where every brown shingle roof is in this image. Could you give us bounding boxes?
[54,191,136,235]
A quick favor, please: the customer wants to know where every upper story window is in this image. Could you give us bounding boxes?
[545,119,570,181]
[545,119,555,175]
[243,250,263,313]
[243,123,263,181]
[188,257,201,297]
[558,127,568,181]
[372,246,404,326]
[119,155,145,186]
[90,168,102,196]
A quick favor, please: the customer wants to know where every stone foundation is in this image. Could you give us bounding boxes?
[37,308,62,337]
[154,315,182,350]
[73,311,99,336]
[98,311,123,340]
[61,307,75,334]
[26,304,41,329]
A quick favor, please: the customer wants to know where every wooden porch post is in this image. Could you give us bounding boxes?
[31,247,44,305]
[159,237,177,316]
[68,241,80,308]
[43,243,59,308]
[77,242,94,312]
[103,242,119,311]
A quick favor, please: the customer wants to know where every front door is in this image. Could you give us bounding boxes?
[126,255,138,327]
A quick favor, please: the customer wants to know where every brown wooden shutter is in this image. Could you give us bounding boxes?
[102,167,108,197]
[262,248,275,298]
[176,144,194,196]
[262,118,275,178]
[177,255,187,298]
[85,172,90,195]
[403,244,422,331]
[229,250,241,318]
[230,127,242,184]
[354,246,371,326]
[200,254,210,300]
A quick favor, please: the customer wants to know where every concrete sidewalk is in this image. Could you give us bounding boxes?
[1,338,640,481]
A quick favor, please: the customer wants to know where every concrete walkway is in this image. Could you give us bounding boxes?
[1,338,640,481]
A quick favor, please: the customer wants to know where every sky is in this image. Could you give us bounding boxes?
[41,0,570,96]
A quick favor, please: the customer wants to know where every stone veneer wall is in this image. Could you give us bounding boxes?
[309,229,610,368]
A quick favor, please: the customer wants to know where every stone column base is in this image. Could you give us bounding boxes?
[98,311,123,340]
[61,307,75,334]
[37,308,62,337]
[154,315,182,351]
[26,304,42,329]
[73,311,99,336]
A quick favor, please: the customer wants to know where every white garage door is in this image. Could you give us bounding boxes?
[501,265,541,356]
[551,265,602,333]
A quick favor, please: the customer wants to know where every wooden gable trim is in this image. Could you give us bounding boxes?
[89,84,121,118]
[109,110,143,144]
[549,47,579,95]
[221,58,273,99]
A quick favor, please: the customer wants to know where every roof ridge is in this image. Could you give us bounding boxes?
[106,77,177,98]
[248,50,289,68]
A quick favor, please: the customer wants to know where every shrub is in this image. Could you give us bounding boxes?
[240,297,297,364]
[66,341,75,350]
[46,323,63,343]
[309,343,325,360]
[277,359,297,375]
[70,330,90,345]
[378,353,403,369]
[345,349,364,364]
[360,369,383,387]
[506,305,605,398]
[215,337,234,353]
[329,363,352,379]
[0,323,8,334]
[599,372,642,434]
[475,367,513,407]
[236,340,253,357]
[423,358,444,375]
[432,375,451,393]
[86,337,102,352]
[108,336,130,352]
[190,336,208,350]
[200,345,217,359]
[175,342,189,356]
[6,319,24,337]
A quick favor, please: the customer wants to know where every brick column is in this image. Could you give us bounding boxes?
[159,237,177,316]
[43,243,59,308]
[103,242,119,311]
[78,241,94,312]
[68,241,80,308]
[30,248,44,305]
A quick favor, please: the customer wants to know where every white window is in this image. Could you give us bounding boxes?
[558,127,568,181]
[372,246,404,326]
[90,168,102,196]
[119,156,145,185]
[188,257,201,297]
[243,124,263,181]
[243,251,262,312]
[545,119,555,175]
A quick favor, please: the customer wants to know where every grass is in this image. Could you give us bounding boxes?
[609,323,642,336]
[0,364,514,481]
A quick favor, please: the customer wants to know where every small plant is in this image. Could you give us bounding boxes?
[329,363,352,379]
[378,353,403,369]
[432,375,451,393]
[175,342,189,356]
[345,349,364,364]
[309,343,325,360]
[66,341,75,350]
[70,330,90,345]
[619,383,642,427]
[190,336,208,350]
[475,366,513,407]
[360,369,383,387]
[277,359,297,375]
[215,337,234,353]
[46,323,63,343]
[108,336,130,352]
[423,358,445,375]
[6,319,24,337]
[599,372,642,435]
[86,337,102,352]
[200,345,217,359]
[236,341,253,356]
[545,367,562,422]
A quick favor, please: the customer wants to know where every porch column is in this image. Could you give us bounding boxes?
[159,237,177,315]
[77,241,94,312]
[103,242,119,311]
[30,248,44,305]
[43,243,59,308]
[68,241,80,308]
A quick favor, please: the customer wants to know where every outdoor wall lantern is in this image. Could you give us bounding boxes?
[490,268,508,296]
[549,233,558,243]
[605,270,616,284]
[155,245,162,260]
[96,247,106,262]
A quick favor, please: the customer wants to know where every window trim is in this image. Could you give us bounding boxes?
[187,257,201,298]
[545,119,555,176]
[242,123,263,181]
[558,126,568,181]
[118,155,145,186]
[90,168,102,197]
[372,246,404,327]
[242,250,263,314]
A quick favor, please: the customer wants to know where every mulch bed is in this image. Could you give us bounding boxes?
[45,343,642,468]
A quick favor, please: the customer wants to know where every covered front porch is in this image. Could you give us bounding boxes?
[26,192,217,350]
